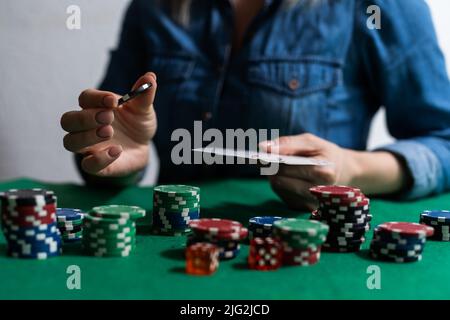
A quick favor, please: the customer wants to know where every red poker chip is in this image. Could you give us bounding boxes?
[200,227,248,241]
[377,222,434,238]
[310,185,362,199]
[1,206,56,219]
[1,203,56,213]
[1,213,56,228]
[189,218,243,235]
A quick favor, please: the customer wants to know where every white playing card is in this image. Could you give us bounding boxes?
[192,147,331,166]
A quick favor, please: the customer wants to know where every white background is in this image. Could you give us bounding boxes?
[0,0,449,184]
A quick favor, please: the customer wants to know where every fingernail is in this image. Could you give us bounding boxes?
[146,72,157,81]
[97,126,112,138]
[102,95,116,108]
[95,111,113,125]
[108,146,122,157]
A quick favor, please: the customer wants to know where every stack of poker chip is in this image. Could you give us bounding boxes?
[185,242,219,276]
[82,205,145,257]
[0,189,62,259]
[309,185,371,253]
[248,216,284,240]
[152,185,200,235]
[56,208,84,244]
[369,222,434,263]
[188,218,248,260]
[419,210,450,241]
[273,218,328,266]
[248,237,282,271]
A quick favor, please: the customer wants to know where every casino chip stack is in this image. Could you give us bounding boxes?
[188,218,248,260]
[248,237,282,271]
[185,242,219,276]
[369,222,434,263]
[420,210,450,241]
[0,189,62,259]
[152,185,200,235]
[309,185,371,253]
[273,218,328,266]
[82,205,145,257]
[248,216,284,240]
[56,208,84,244]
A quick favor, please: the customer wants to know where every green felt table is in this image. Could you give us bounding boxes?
[0,178,450,300]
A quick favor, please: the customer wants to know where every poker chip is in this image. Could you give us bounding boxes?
[0,188,62,259]
[82,207,140,257]
[309,185,361,199]
[369,222,430,263]
[309,185,370,253]
[377,222,434,239]
[188,218,247,260]
[273,219,329,237]
[56,208,85,244]
[91,205,146,220]
[419,210,450,241]
[152,184,200,235]
[185,242,219,275]
[272,218,328,266]
[154,185,200,196]
[0,189,57,206]
[247,216,284,240]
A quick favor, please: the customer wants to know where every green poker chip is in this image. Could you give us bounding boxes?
[62,230,83,239]
[154,185,200,196]
[273,219,329,237]
[83,214,132,226]
[90,205,146,220]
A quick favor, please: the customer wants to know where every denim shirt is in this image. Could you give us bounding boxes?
[98,0,450,199]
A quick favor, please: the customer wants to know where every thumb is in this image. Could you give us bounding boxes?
[259,134,320,156]
[124,72,158,113]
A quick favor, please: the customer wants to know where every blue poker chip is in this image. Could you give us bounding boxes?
[373,227,427,244]
[152,217,192,229]
[249,216,284,229]
[8,248,62,259]
[219,247,240,260]
[420,210,450,224]
[8,237,62,254]
[2,223,60,239]
[56,208,84,222]
[370,238,424,253]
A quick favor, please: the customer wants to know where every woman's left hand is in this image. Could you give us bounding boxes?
[259,133,361,211]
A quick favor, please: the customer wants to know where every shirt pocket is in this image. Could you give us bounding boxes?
[246,57,341,136]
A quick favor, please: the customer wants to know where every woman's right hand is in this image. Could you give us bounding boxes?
[60,72,158,177]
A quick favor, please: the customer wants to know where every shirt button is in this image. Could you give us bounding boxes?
[288,78,300,91]
[202,112,213,121]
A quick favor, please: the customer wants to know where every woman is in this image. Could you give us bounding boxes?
[60,0,450,209]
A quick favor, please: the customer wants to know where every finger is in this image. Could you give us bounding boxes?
[78,88,118,109]
[269,175,316,200]
[61,109,114,133]
[81,145,123,175]
[259,133,321,156]
[63,125,113,152]
[278,163,337,185]
[124,72,158,113]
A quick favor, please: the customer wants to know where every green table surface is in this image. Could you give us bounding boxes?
[1,178,450,300]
